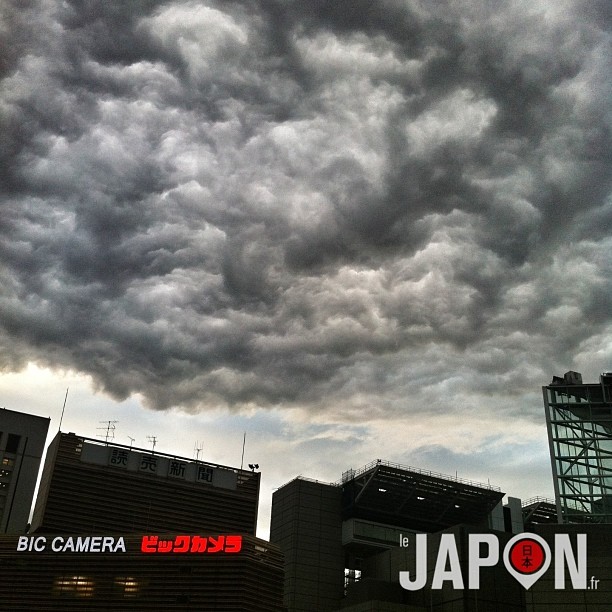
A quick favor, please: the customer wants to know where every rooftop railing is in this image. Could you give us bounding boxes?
[337,458,501,491]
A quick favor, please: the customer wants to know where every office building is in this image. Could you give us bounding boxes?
[270,459,506,611]
[0,429,285,610]
[543,371,612,524]
[270,459,612,612]
[0,532,284,611]
[0,408,50,534]
[31,431,260,534]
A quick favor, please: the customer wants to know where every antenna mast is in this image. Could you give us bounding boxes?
[97,420,118,444]
[146,435,158,452]
[58,387,69,431]
[240,432,246,470]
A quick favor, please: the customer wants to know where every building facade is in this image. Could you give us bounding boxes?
[543,371,612,524]
[270,460,506,612]
[31,432,260,534]
[0,408,50,534]
[0,532,284,611]
[271,477,344,611]
[0,429,285,610]
[270,459,612,612]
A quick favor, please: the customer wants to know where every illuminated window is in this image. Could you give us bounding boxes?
[2,458,14,467]
[114,576,141,598]
[54,576,94,597]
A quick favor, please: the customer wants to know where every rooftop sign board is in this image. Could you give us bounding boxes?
[80,441,237,490]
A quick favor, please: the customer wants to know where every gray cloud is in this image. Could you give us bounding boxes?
[0,0,610,417]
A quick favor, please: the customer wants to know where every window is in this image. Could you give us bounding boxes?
[114,577,141,598]
[5,434,21,454]
[54,576,94,597]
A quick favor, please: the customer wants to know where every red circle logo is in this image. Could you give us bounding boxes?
[508,537,546,575]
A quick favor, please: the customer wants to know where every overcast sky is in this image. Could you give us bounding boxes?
[1,0,611,537]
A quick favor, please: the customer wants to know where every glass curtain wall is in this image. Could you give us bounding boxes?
[544,379,612,523]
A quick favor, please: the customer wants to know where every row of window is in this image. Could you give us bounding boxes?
[546,385,609,404]
[54,575,141,598]
[0,440,16,516]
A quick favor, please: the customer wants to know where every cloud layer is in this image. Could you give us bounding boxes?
[1,0,610,420]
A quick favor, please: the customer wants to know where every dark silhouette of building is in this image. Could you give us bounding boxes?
[270,459,612,612]
[1,429,283,611]
[31,432,260,534]
[270,460,510,611]
[0,408,49,534]
[0,532,283,611]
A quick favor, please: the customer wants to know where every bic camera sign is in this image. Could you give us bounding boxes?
[16,534,243,555]
[399,532,599,591]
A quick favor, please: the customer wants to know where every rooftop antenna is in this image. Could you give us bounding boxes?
[97,420,118,444]
[146,435,158,453]
[127,436,136,449]
[58,387,69,431]
[194,441,203,461]
[240,432,246,471]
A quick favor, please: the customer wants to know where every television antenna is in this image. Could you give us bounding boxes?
[58,387,69,431]
[127,436,136,449]
[97,420,118,444]
[146,435,158,452]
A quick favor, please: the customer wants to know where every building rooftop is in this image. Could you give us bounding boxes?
[521,497,558,528]
[340,459,504,533]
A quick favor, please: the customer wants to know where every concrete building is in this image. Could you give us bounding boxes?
[31,431,260,534]
[0,408,50,534]
[543,371,612,524]
[0,532,284,611]
[270,459,612,612]
[271,477,344,611]
[0,429,284,610]
[270,460,509,611]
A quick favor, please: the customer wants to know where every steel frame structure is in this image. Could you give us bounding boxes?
[341,459,503,533]
[544,376,612,524]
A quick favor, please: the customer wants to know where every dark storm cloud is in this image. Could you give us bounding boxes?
[0,0,610,414]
